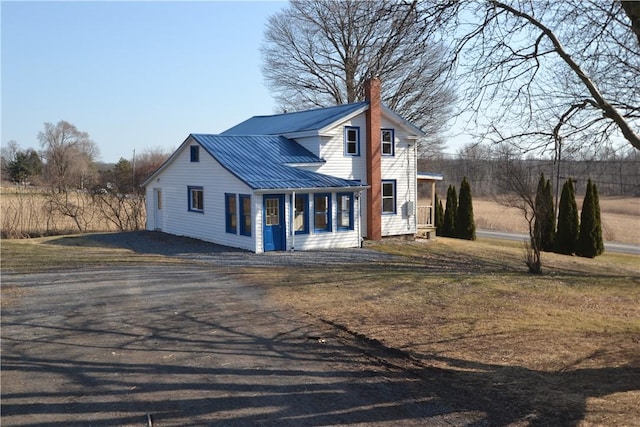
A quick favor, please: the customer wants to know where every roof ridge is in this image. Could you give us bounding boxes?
[249,101,368,119]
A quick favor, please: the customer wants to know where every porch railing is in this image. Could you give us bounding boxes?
[417,205,434,227]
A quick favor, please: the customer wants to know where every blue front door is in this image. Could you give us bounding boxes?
[263,195,285,252]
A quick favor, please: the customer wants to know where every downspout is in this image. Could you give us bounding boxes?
[407,141,412,230]
[291,191,296,252]
[357,190,363,247]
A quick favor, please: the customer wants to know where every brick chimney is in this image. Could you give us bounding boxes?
[365,77,382,240]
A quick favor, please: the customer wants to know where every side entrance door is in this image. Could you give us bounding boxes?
[153,188,162,230]
[263,194,285,252]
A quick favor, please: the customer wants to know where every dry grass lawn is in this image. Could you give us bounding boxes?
[240,238,640,426]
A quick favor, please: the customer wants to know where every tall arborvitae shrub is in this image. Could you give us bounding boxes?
[593,182,604,255]
[542,179,556,251]
[435,193,444,233]
[554,179,579,255]
[442,185,457,237]
[533,174,546,252]
[576,179,604,258]
[534,173,555,252]
[456,177,476,240]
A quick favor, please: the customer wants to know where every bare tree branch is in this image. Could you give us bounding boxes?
[261,0,456,153]
[447,0,639,155]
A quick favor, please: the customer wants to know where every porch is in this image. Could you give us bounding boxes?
[417,172,443,239]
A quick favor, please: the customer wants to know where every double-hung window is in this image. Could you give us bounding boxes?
[337,192,354,231]
[344,126,360,156]
[190,146,200,162]
[382,180,396,214]
[239,194,251,236]
[381,129,394,156]
[225,193,236,233]
[314,193,332,233]
[188,186,204,212]
[293,194,309,235]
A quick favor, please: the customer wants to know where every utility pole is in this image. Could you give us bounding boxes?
[132,149,136,188]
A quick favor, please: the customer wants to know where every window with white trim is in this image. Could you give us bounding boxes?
[294,194,309,235]
[344,126,360,156]
[382,181,396,214]
[381,129,394,156]
[337,192,354,230]
[188,186,204,212]
[314,193,332,232]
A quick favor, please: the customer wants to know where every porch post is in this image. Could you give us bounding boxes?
[291,191,296,252]
[431,180,436,226]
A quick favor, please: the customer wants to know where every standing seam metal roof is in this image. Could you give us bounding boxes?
[191,134,362,190]
[221,102,369,135]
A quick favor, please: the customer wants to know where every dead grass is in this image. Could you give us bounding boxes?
[239,238,640,425]
[0,187,140,238]
[473,196,640,245]
[0,233,181,275]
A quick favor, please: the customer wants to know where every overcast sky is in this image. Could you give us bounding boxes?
[2,1,467,163]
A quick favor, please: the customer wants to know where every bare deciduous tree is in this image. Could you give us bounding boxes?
[493,147,543,273]
[92,158,146,231]
[261,0,456,155]
[447,0,640,154]
[134,147,171,188]
[38,120,99,191]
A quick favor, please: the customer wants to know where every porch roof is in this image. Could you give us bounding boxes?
[417,172,444,181]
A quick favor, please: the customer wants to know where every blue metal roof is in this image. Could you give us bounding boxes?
[222,102,368,135]
[191,134,363,190]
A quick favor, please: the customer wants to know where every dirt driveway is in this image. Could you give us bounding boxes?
[2,233,484,426]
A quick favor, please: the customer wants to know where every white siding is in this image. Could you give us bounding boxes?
[145,139,257,252]
[316,115,368,182]
[315,114,369,238]
[380,117,417,237]
[293,136,321,157]
[285,191,361,251]
[312,112,418,238]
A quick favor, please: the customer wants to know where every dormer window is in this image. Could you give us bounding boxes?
[344,126,360,156]
[382,129,394,156]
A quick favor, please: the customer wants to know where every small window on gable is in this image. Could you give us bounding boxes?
[188,186,204,212]
[381,129,394,156]
[382,180,396,214]
[344,126,360,156]
[190,146,200,162]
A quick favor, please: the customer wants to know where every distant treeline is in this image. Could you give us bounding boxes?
[420,157,640,198]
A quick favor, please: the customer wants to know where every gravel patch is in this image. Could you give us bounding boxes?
[80,231,407,267]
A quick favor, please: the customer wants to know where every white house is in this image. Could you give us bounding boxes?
[143,78,433,253]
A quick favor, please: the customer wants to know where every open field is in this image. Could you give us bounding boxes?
[0,186,143,238]
[2,232,639,425]
[473,196,640,245]
[3,186,639,245]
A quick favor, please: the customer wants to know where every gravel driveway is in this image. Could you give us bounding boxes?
[2,232,484,426]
